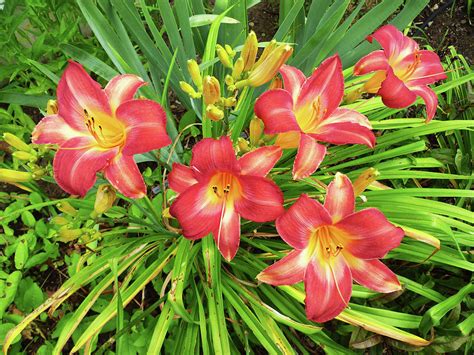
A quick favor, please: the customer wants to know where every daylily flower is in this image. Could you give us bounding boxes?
[169,136,284,261]
[32,61,171,198]
[255,54,375,180]
[257,173,404,322]
[354,24,447,122]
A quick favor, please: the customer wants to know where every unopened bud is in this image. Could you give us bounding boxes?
[57,201,78,216]
[0,169,32,183]
[3,133,31,152]
[31,168,46,179]
[237,137,250,153]
[222,96,236,107]
[206,104,224,121]
[241,31,258,71]
[225,75,234,87]
[250,117,264,146]
[94,184,116,214]
[345,88,363,104]
[255,40,277,67]
[12,151,37,162]
[187,59,203,91]
[180,81,201,99]
[202,76,221,105]
[269,76,283,90]
[353,168,380,196]
[47,99,58,115]
[225,44,236,57]
[242,44,293,88]
[216,44,232,68]
[232,57,245,80]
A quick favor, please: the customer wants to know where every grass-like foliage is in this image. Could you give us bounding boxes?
[0,1,472,353]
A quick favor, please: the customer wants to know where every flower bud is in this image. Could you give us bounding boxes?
[216,44,232,68]
[239,44,293,88]
[222,96,236,107]
[232,57,245,81]
[94,184,116,214]
[241,31,258,71]
[206,104,224,121]
[0,169,32,183]
[237,137,250,153]
[202,76,221,105]
[47,99,58,115]
[225,74,234,87]
[353,168,380,196]
[187,59,203,91]
[249,117,264,146]
[12,151,37,162]
[225,44,236,57]
[269,76,283,90]
[180,81,201,99]
[3,133,31,152]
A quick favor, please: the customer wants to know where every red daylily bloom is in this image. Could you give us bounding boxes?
[354,25,447,122]
[169,137,284,261]
[32,61,171,198]
[255,54,375,180]
[257,173,404,322]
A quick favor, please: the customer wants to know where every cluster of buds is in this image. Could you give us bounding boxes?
[180,59,236,121]
[1,131,45,191]
[227,32,293,90]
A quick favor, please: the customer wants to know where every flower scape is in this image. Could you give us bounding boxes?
[2,7,471,353]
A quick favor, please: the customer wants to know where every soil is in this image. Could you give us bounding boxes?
[248,0,474,63]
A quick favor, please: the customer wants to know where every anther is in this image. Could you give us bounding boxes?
[212,185,218,194]
[223,184,231,193]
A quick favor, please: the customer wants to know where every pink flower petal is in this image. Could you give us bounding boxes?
[354,50,389,76]
[311,108,375,148]
[368,25,418,62]
[324,173,355,223]
[115,99,171,156]
[168,163,198,194]
[403,50,447,86]
[53,136,116,197]
[238,146,282,177]
[377,67,417,108]
[334,208,404,259]
[349,258,401,293]
[305,256,352,323]
[292,134,327,180]
[105,74,146,113]
[104,154,146,198]
[279,64,306,102]
[170,181,221,240]
[234,175,284,223]
[190,136,239,176]
[408,85,438,122]
[213,203,241,261]
[296,54,344,118]
[257,250,306,285]
[32,115,85,145]
[254,89,300,134]
[57,61,110,132]
[276,194,332,250]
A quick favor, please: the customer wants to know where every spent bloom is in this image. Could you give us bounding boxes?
[258,173,404,322]
[32,61,171,198]
[169,136,284,261]
[255,54,375,180]
[354,25,446,121]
